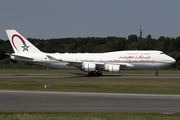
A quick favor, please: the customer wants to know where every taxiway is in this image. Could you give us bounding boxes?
[0,90,180,113]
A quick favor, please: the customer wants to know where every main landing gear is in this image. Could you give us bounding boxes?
[88,71,102,76]
[155,69,159,76]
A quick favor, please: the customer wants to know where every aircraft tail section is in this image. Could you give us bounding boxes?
[6,30,42,54]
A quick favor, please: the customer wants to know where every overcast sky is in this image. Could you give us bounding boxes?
[1,0,180,40]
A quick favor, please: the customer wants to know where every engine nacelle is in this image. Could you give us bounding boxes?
[82,63,96,72]
[105,64,120,73]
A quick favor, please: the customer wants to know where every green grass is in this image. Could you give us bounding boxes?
[0,69,179,74]
[0,112,180,120]
[1,77,180,94]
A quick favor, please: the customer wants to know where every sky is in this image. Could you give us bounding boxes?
[1,0,180,40]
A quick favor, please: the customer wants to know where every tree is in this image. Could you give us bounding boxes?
[128,35,138,43]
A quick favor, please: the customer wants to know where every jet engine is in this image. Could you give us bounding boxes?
[105,64,120,73]
[82,63,96,72]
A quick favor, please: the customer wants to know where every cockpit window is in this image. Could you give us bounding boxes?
[160,52,164,54]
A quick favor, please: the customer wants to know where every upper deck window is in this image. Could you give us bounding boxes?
[141,53,149,55]
[128,53,137,55]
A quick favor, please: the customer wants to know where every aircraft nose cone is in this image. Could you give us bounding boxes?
[169,57,176,64]
[172,58,176,64]
[164,57,176,65]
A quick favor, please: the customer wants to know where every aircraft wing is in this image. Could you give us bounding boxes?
[95,62,134,68]
[62,60,83,67]
[46,55,83,63]
[46,55,83,67]
[59,59,134,68]
[118,63,134,67]
[46,55,62,61]
[46,55,134,68]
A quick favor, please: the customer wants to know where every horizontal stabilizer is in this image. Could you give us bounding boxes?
[5,53,11,56]
[11,54,34,60]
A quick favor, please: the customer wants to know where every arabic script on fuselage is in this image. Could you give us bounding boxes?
[119,56,151,59]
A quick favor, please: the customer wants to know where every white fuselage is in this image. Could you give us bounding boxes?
[14,50,175,71]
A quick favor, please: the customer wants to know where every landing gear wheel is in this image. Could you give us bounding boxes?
[155,70,159,76]
[88,72,91,76]
[88,71,102,76]
[88,72,94,76]
[97,72,102,76]
[155,72,159,76]
[95,72,99,76]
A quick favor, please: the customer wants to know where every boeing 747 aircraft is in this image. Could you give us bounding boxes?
[6,30,176,76]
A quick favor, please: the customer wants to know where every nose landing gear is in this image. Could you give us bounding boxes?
[155,70,159,76]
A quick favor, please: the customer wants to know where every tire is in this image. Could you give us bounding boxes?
[155,72,159,76]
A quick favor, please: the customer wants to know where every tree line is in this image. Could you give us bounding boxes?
[0,34,180,69]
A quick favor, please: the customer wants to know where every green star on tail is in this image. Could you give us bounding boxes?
[22,44,30,51]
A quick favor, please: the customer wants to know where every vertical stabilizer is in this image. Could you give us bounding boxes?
[6,30,42,54]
